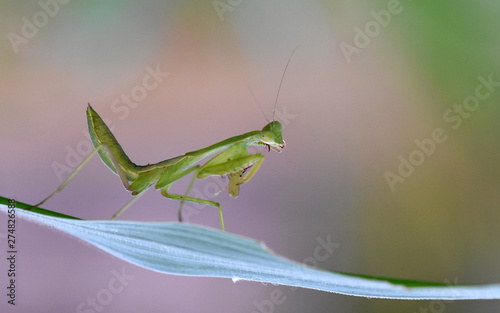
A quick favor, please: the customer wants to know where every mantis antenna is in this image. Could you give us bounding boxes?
[272,46,300,122]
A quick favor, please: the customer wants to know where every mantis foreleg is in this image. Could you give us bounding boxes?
[197,153,265,197]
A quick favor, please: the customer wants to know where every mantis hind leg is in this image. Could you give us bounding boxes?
[29,144,105,209]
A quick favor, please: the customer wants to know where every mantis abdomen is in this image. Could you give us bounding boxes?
[87,105,139,183]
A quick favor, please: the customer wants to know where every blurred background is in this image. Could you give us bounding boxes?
[1,0,500,312]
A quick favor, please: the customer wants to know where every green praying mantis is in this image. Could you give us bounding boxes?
[31,53,295,231]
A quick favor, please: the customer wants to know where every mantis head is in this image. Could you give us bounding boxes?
[260,121,285,152]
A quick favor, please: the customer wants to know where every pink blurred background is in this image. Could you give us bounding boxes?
[1,1,500,312]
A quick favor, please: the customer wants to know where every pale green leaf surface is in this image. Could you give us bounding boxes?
[2,203,500,300]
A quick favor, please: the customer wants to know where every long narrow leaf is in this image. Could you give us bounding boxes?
[1,202,500,299]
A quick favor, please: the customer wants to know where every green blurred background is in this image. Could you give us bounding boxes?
[1,0,500,312]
